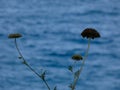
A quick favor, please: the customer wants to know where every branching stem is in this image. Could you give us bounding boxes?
[14,38,51,90]
[71,38,91,90]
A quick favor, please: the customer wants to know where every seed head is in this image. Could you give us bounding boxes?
[8,33,22,39]
[72,54,83,61]
[81,28,100,39]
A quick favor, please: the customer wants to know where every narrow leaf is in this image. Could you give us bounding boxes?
[41,71,46,80]
[74,70,80,78]
[54,86,57,90]
[18,56,22,59]
[68,83,74,89]
[68,65,73,72]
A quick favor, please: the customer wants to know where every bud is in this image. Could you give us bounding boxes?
[72,54,83,61]
[8,33,22,39]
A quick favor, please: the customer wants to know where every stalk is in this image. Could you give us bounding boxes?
[14,38,51,90]
[71,38,91,90]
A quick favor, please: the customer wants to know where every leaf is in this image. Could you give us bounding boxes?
[18,56,22,59]
[22,61,27,65]
[68,65,73,72]
[54,86,57,90]
[74,70,80,78]
[68,83,73,89]
[41,71,46,80]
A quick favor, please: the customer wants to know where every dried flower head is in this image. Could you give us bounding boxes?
[72,54,83,61]
[8,33,22,39]
[81,28,100,39]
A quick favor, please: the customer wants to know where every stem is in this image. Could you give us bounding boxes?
[79,38,91,72]
[14,38,51,90]
[72,38,91,90]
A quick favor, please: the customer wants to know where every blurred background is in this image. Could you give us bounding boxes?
[0,0,120,90]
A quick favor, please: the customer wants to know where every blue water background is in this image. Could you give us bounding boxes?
[0,0,120,90]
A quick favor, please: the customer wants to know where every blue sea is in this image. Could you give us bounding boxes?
[0,0,120,90]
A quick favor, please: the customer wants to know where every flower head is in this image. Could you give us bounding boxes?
[81,28,100,39]
[8,33,22,39]
[72,54,83,61]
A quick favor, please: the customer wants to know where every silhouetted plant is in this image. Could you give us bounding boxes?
[8,28,100,90]
[69,28,100,90]
[8,33,51,90]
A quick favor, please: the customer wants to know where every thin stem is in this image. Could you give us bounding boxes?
[79,38,91,72]
[14,38,51,90]
[72,38,91,90]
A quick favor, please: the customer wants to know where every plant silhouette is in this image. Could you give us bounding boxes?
[8,28,100,90]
